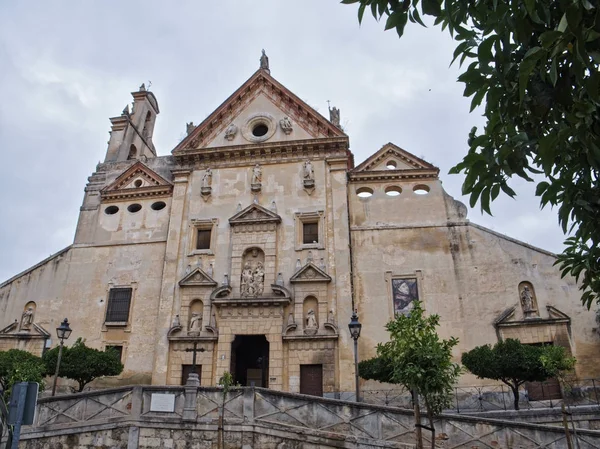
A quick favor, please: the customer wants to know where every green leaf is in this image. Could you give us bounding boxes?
[539,31,563,49]
[518,47,544,103]
[358,2,367,24]
[558,13,568,33]
[422,0,441,16]
[470,86,487,112]
[385,12,402,30]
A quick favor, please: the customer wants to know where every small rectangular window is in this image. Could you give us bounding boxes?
[196,229,212,250]
[303,222,319,245]
[106,345,124,361]
[106,288,132,323]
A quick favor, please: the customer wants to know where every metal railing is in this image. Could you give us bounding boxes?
[357,378,600,414]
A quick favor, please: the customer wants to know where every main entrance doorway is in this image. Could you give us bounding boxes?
[230,335,269,387]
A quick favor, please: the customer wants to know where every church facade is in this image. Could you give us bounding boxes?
[1,56,598,396]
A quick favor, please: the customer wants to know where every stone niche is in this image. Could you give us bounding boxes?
[228,203,281,295]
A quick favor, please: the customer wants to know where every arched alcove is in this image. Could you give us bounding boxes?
[303,296,319,334]
[240,247,266,297]
[187,299,204,334]
[128,144,137,160]
[518,281,539,318]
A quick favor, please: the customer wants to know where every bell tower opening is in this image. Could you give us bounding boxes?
[230,335,269,387]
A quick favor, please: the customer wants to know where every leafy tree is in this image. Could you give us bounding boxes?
[359,302,461,449]
[0,349,45,400]
[341,0,600,308]
[43,338,123,392]
[462,338,576,410]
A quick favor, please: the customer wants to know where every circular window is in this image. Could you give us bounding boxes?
[242,113,276,143]
[386,161,397,169]
[413,184,430,195]
[151,201,166,211]
[252,124,269,137]
[104,206,119,215]
[134,179,143,188]
[385,186,402,197]
[356,187,374,198]
[127,203,142,213]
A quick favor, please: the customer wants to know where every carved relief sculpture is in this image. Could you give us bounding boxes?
[280,116,293,135]
[303,160,314,182]
[254,262,265,296]
[519,283,539,318]
[224,123,238,141]
[188,312,202,335]
[305,308,318,335]
[241,262,254,297]
[251,163,262,193]
[201,168,212,199]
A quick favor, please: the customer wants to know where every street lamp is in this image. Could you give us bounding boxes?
[348,310,362,402]
[51,318,72,396]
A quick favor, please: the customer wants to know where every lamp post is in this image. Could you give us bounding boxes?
[348,310,362,402]
[51,318,72,396]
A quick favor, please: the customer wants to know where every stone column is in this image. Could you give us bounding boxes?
[151,170,191,385]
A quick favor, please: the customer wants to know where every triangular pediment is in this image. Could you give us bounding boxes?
[229,203,282,225]
[495,305,571,326]
[179,268,217,287]
[290,263,331,283]
[173,69,346,154]
[0,321,50,339]
[101,161,173,201]
[354,143,438,173]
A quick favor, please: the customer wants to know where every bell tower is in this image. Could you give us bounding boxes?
[104,83,159,163]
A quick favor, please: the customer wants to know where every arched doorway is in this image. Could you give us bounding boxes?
[230,335,269,387]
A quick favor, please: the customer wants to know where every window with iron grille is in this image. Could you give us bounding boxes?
[196,229,212,250]
[105,288,132,323]
[303,222,319,244]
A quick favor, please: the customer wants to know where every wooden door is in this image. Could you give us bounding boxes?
[300,364,323,397]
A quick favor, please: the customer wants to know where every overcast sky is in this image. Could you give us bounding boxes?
[0,1,564,282]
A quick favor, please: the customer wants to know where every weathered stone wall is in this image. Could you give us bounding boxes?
[20,386,600,449]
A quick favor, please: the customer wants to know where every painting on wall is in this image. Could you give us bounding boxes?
[392,278,419,315]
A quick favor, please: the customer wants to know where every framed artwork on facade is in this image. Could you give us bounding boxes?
[391,278,419,315]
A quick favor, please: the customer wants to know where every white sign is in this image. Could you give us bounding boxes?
[150,393,175,412]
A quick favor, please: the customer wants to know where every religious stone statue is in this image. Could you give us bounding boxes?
[186,122,196,135]
[251,164,262,184]
[202,168,212,188]
[224,123,238,141]
[20,307,34,330]
[329,106,340,127]
[260,49,270,72]
[189,312,202,333]
[254,262,265,296]
[241,262,254,297]
[280,116,293,134]
[306,309,318,330]
[303,160,314,181]
[520,285,537,316]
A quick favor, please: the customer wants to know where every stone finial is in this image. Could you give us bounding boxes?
[186,122,196,135]
[260,49,270,73]
[139,83,146,91]
[121,105,130,116]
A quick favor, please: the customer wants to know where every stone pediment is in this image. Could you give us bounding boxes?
[0,320,50,339]
[495,305,571,327]
[351,143,439,181]
[172,69,346,154]
[290,263,331,283]
[179,268,218,287]
[101,161,173,201]
[229,204,281,226]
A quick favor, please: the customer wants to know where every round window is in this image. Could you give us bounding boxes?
[104,206,119,215]
[151,201,166,211]
[128,203,142,213]
[252,124,269,137]
[134,179,143,188]
[356,187,374,198]
[413,185,430,195]
[386,161,397,169]
[385,186,402,197]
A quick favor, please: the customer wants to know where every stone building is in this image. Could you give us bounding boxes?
[1,55,598,397]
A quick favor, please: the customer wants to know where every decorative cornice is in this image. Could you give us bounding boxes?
[348,168,439,182]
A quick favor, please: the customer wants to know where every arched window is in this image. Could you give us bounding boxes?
[128,144,137,160]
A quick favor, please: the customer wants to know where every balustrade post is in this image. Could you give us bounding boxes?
[183,374,199,422]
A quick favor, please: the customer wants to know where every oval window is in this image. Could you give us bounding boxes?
[134,179,143,188]
[252,124,269,137]
[413,185,430,195]
[127,203,142,213]
[385,186,402,197]
[386,161,397,169]
[104,206,119,215]
[356,187,374,198]
[151,201,166,211]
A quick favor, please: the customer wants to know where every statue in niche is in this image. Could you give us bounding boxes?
[251,164,262,184]
[224,123,238,141]
[189,312,202,333]
[280,116,293,135]
[303,160,315,182]
[306,309,318,329]
[201,168,212,188]
[20,307,34,330]
[241,262,255,297]
[519,283,539,318]
[254,262,265,296]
